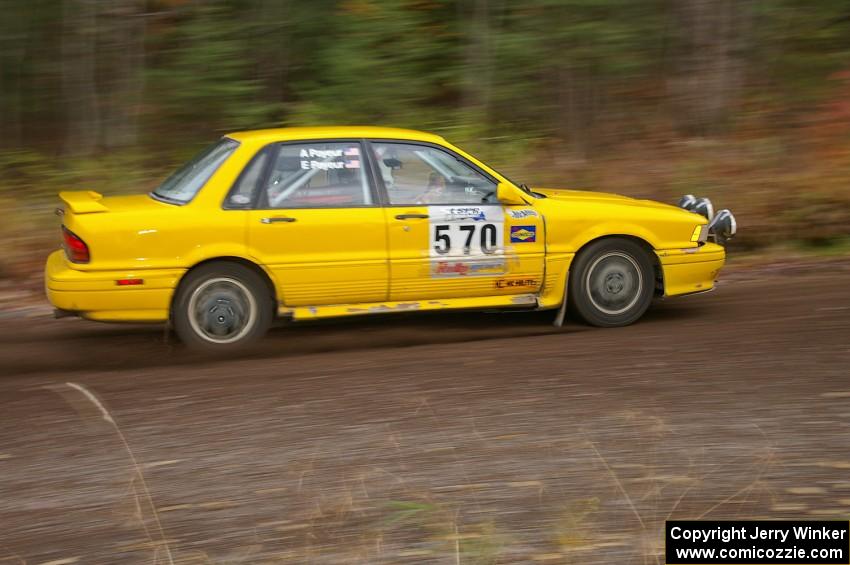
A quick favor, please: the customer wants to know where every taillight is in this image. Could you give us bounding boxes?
[62,226,90,263]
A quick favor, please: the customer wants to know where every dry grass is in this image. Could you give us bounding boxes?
[49,382,175,565]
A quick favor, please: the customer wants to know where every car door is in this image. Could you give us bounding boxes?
[236,140,388,306]
[367,140,545,301]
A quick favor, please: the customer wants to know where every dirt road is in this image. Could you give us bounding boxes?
[1,259,849,564]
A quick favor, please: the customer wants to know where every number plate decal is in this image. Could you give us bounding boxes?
[428,205,506,277]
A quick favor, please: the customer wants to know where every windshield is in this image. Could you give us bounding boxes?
[487,167,544,198]
[451,145,545,199]
[152,138,239,204]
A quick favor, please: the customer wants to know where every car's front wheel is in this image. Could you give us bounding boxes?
[172,262,273,350]
[568,238,655,327]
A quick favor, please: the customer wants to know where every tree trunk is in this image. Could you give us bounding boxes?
[62,0,100,155]
[668,0,754,137]
[0,1,31,149]
[101,0,145,149]
[261,0,290,114]
[553,5,591,160]
[462,0,491,121]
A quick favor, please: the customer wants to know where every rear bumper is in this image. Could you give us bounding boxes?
[44,250,182,322]
[656,243,725,297]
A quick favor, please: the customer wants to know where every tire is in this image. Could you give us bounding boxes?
[172,262,273,350]
[568,238,655,327]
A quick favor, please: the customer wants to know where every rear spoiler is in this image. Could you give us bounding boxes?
[58,191,108,214]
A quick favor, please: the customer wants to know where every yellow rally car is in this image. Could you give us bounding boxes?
[45,126,736,349]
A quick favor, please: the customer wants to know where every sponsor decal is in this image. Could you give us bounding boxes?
[443,206,488,222]
[431,258,507,277]
[507,209,538,219]
[510,225,537,243]
[433,261,471,276]
[495,278,538,289]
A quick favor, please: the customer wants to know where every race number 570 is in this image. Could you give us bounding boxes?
[433,223,499,256]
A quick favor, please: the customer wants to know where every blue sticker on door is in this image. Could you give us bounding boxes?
[510,225,536,243]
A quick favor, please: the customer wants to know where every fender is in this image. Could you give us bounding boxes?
[561,222,664,254]
[178,243,281,293]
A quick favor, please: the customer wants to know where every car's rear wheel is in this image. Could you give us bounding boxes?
[173,262,273,350]
[568,238,654,327]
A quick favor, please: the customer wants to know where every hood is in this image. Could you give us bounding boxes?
[533,187,682,211]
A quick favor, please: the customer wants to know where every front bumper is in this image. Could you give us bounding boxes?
[656,243,725,297]
[44,250,182,322]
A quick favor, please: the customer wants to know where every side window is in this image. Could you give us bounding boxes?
[226,148,270,208]
[371,142,496,205]
[263,141,371,208]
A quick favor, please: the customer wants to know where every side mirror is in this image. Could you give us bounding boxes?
[496,181,527,206]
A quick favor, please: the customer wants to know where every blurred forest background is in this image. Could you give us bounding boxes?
[1,0,850,283]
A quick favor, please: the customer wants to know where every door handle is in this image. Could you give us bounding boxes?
[260,216,297,224]
[395,213,429,220]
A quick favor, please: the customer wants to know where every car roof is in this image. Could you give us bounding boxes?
[224,126,448,145]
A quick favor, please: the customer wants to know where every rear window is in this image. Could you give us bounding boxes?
[152,138,239,204]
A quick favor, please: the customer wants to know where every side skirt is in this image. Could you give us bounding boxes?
[281,293,539,321]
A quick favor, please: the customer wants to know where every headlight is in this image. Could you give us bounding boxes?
[708,209,737,245]
[678,194,697,210]
[677,194,713,220]
[693,197,714,221]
